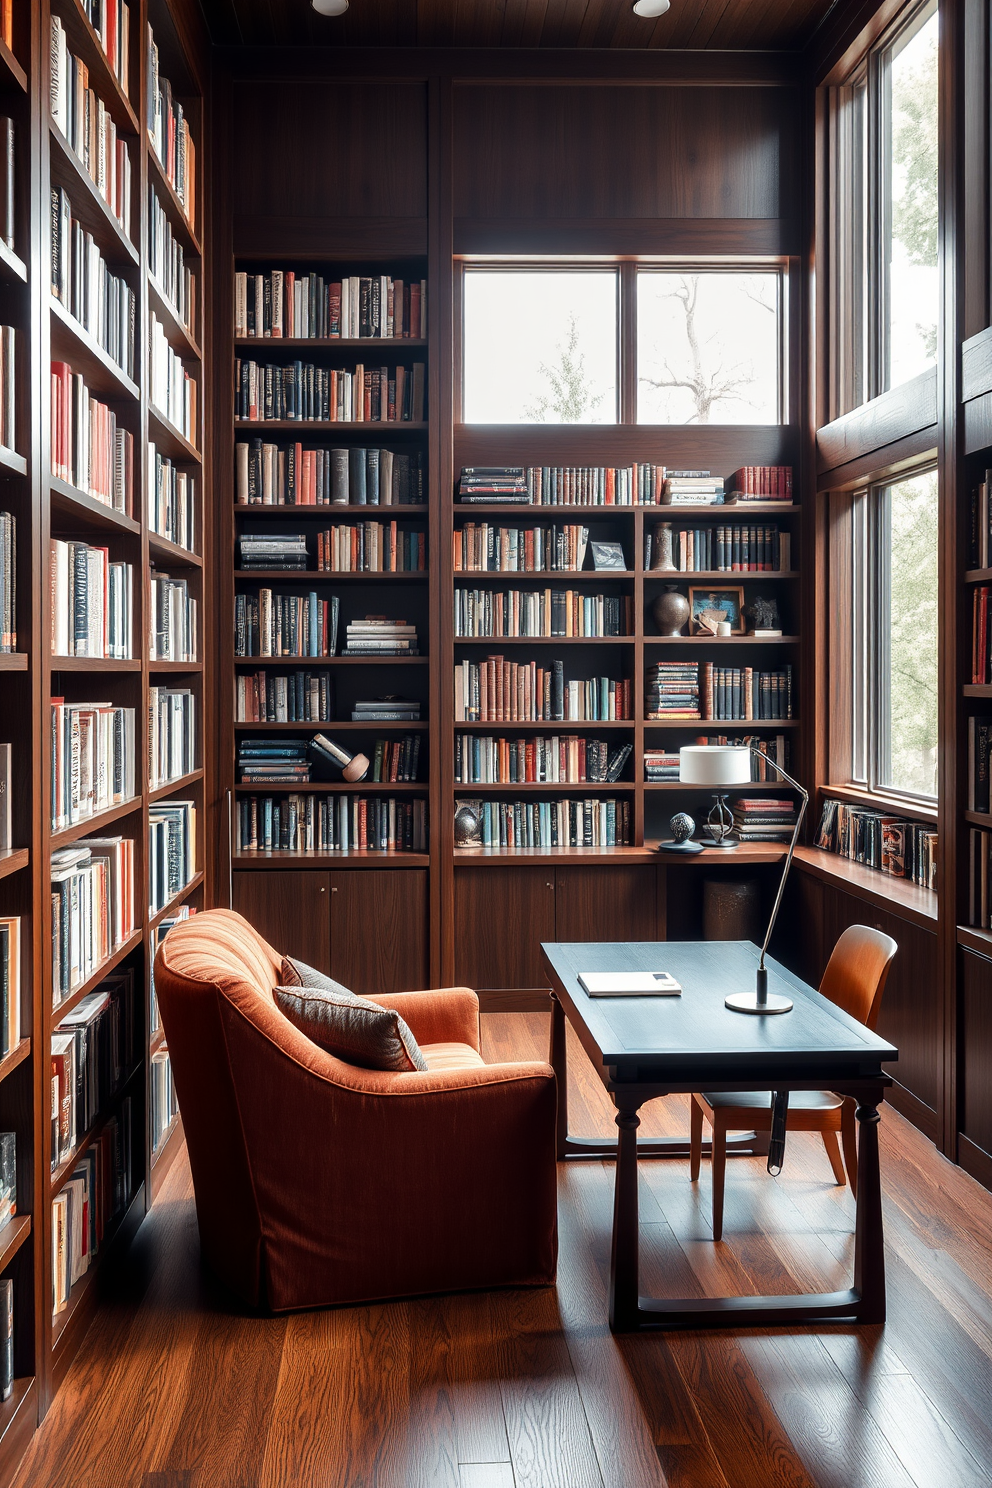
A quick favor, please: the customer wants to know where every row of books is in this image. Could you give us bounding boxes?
[51,971,137,1168]
[235,441,425,506]
[51,361,134,514]
[147,24,196,224]
[238,739,311,785]
[815,800,937,887]
[234,272,427,341]
[235,360,426,425]
[969,472,992,570]
[51,837,136,1004]
[726,466,793,499]
[455,797,632,849]
[352,697,421,722]
[972,586,992,683]
[454,524,593,573]
[150,573,197,663]
[733,798,798,842]
[0,917,19,1059]
[234,591,339,659]
[148,686,196,790]
[148,800,196,915]
[51,189,136,378]
[150,313,197,444]
[236,794,428,853]
[150,1048,178,1151]
[370,735,422,782]
[454,590,632,639]
[665,474,724,504]
[458,466,668,506]
[0,1131,13,1233]
[52,1103,133,1314]
[0,511,13,653]
[50,541,132,659]
[643,734,791,781]
[0,326,13,452]
[455,659,633,723]
[148,185,195,337]
[0,118,12,253]
[344,618,419,656]
[150,445,197,553]
[645,524,791,573]
[645,662,794,721]
[84,0,130,95]
[50,19,132,234]
[50,701,135,832]
[968,716,992,812]
[236,525,427,574]
[970,828,992,928]
[235,670,335,723]
[454,736,632,785]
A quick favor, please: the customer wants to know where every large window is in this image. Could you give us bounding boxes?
[850,468,938,799]
[460,265,786,424]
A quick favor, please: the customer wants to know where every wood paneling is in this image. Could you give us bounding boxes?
[328,870,429,993]
[816,366,939,479]
[554,865,659,943]
[454,217,799,256]
[454,868,555,991]
[233,871,332,970]
[452,86,797,223]
[961,948,992,1162]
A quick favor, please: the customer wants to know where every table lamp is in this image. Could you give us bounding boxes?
[678,744,808,1015]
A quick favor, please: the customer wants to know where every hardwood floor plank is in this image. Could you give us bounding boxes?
[458,1466,516,1488]
[405,1295,461,1488]
[444,1293,513,1468]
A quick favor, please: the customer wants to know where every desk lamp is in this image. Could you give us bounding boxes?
[678,744,808,1015]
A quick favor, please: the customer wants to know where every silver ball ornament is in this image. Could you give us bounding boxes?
[669,812,696,845]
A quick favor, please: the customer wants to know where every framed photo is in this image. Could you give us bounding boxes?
[590,541,626,571]
[688,585,745,635]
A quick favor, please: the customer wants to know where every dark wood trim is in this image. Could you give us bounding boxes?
[886,1080,939,1143]
[454,219,800,256]
[962,325,992,403]
[815,366,938,477]
[477,988,552,1012]
[815,424,938,493]
[957,1131,992,1191]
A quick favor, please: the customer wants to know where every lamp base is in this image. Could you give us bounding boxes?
[704,838,738,849]
[659,839,704,855]
[725,990,794,1015]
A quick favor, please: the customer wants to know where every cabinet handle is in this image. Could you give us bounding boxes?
[546,881,553,890]
[331,887,338,893]
[320,887,326,894]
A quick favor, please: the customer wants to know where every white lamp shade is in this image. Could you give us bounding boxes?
[312,0,349,13]
[679,745,751,786]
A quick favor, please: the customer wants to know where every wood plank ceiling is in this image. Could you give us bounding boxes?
[200,0,836,50]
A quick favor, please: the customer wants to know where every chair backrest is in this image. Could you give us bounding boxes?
[818,924,898,1030]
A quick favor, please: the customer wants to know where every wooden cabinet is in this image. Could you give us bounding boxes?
[454,868,556,993]
[233,871,332,972]
[555,866,660,944]
[328,870,429,995]
[961,949,992,1185]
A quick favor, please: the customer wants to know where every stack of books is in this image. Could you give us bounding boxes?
[150,574,197,662]
[234,591,339,658]
[0,918,18,1059]
[967,716,992,812]
[371,736,421,782]
[238,533,309,571]
[148,188,194,334]
[51,363,134,513]
[454,589,631,639]
[343,617,419,657]
[644,749,680,781]
[51,1102,133,1313]
[149,446,196,552]
[147,801,196,914]
[0,511,14,652]
[49,25,132,233]
[316,522,425,573]
[972,586,992,682]
[52,976,136,1162]
[50,541,133,658]
[968,473,992,568]
[234,360,425,424]
[725,466,793,501]
[236,670,335,723]
[458,468,529,503]
[663,471,724,505]
[50,701,136,830]
[700,664,793,721]
[455,523,590,572]
[733,798,798,842]
[147,687,196,789]
[817,799,937,889]
[51,838,136,1003]
[352,697,421,722]
[646,663,701,719]
[236,441,424,505]
[150,313,197,443]
[455,735,631,784]
[238,739,310,786]
[461,797,632,849]
[235,271,426,340]
[0,327,13,453]
[455,658,632,723]
[147,26,196,222]
[51,190,136,378]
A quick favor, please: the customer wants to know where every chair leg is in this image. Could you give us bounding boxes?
[841,1098,859,1192]
[690,1098,704,1182]
[711,1120,727,1241]
[821,1127,847,1186]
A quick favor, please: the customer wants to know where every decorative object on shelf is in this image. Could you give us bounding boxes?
[745,595,783,636]
[702,878,761,942]
[309,734,370,782]
[590,541,626,571]
[649,521,678,572]
[652,584,690,637]
[689,585,745,636]
[704,793,737,847]
[663,811,702,855]
[679,745,808,1013]
[454,801,483,848]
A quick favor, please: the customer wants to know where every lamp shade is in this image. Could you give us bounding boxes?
[679,745,751,786]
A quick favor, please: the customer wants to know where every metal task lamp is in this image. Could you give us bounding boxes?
[678,744,808,1015]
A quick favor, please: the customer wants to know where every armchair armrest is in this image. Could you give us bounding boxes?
[364,987,480,1051]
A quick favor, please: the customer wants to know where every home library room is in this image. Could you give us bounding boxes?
[0,0,208,1467]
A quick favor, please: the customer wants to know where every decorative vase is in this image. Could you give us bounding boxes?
[652,585,690,637]
[454,802,482,847]
[650,521,677,572]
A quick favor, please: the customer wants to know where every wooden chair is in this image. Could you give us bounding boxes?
[689,925,898,1240]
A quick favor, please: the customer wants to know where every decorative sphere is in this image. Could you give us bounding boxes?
[454,803,482,847]
[669,812,696,844]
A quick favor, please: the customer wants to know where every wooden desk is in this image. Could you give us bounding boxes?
[541,939,898,1333]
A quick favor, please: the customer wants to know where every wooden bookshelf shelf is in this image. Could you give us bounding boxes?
[455,781,636,793]
[51,931,144,1023]
[0,1041,31,1089]
[49,1065,144,1198]
[0,848,29,881]
[49,123,139,267]
[50,297,140,402]
[235,421,428,434]
[234,850,430,868]
[0,444,27,477]
[234,338,428,351]
[645,717,800,729]
[454,635,632,646]
[454,842,790,865]
[49,657,141,672]
[0,1217,31,1275]
[455,719,629,730]
[957,924,992,956]
[49,475,141,535]
[792,847,938,928]
[148,873,205,932]
[234,719,429,731]
[149,770,204,803]
[234,781,425,793]
[148,405,201,463]
[148,530,202,567]
[0,238,27,285]
[146,147,201,257]
[0,655,27,673]
[234,570,429,583]
[147,276,201,362]
[963,684,992,696]
[644,635,800,646]
[454,570,636,581]
[235,654,428,666]
[643,570,799,581]
[50,797,142,850]
[148,660,203,673]
[643,780,795,791]
[233,503,427,516]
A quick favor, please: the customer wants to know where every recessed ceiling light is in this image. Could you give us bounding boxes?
[633,0,670,14]
[312,0,349,13]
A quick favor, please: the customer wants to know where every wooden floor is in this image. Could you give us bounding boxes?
[14,1012,992,1488]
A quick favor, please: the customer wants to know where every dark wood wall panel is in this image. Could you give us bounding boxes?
[555,866,660,943]
[231,81,428,224]
[233,871,332,970]
[328,870,429,994]
[454,868,556,991]
[961,949,992,1162]
[452,85,798,223]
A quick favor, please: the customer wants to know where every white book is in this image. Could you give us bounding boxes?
[578,971,682,998]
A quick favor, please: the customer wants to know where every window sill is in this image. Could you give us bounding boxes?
[819,783,937,825]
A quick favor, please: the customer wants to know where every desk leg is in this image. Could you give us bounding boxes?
[609,1103,641,1332]
[853,1100,886,1324]
[550,992,569,1161]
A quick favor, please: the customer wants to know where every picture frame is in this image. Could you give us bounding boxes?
[688,585,746,635]
[590,541,627,571]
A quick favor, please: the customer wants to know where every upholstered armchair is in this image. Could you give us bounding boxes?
[154,909,558,1311]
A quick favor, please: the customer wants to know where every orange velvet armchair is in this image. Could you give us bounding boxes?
[154,909,558,1311]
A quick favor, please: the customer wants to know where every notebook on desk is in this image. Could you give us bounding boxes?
[578,971,682,997]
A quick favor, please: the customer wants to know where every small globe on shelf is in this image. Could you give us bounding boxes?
[670,812,695,844]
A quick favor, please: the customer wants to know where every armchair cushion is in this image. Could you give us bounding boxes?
[274,984,428,1072]
[420,1041,486,1072]
[280,954,355,999]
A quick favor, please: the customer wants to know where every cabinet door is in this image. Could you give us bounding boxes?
[454,867,556,990]
[233,871,331,971]
[555,866,659,944]
[328,869,428,995]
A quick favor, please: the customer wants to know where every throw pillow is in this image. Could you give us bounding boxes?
[280,955,355,1000]
[274,985,428,1073]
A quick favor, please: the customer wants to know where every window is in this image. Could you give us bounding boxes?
[462,269,618,423]
[851,467,938,799]
[637,270,783,424]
